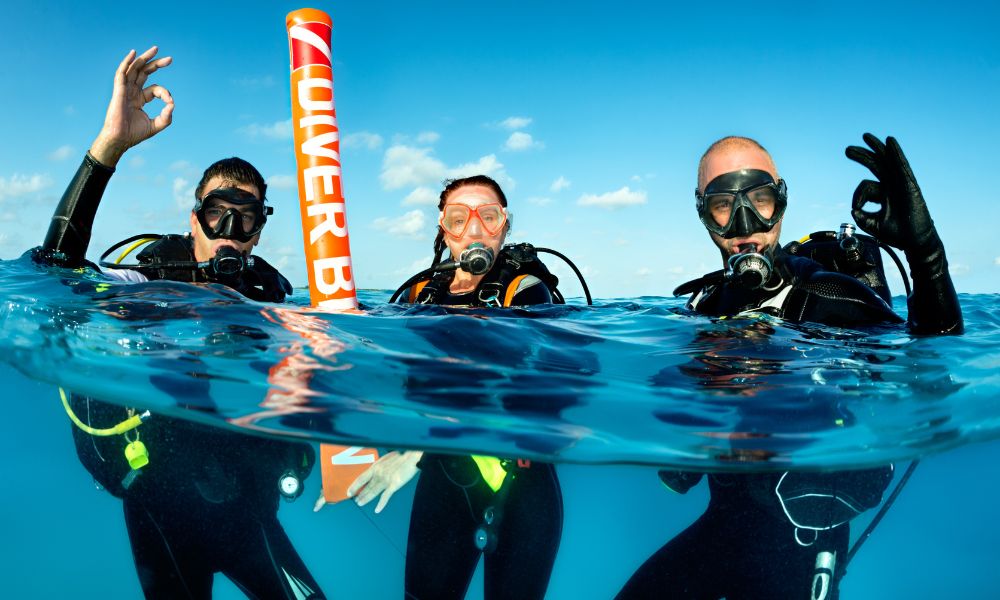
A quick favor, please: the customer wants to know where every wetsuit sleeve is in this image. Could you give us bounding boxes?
[785,271,904,327]
[904,233,963,335]
[40,153,115,266]
[507,275,554,306]
[775,466,893,529]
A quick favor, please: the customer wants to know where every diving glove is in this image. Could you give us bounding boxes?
[845,133,962,334]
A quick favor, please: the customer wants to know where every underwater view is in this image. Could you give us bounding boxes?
[2,3,998,599]
[1,254,998,598]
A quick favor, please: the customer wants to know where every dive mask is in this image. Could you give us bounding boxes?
[696,169,787,238]
[440,202,508,238]
[195,187,273,243]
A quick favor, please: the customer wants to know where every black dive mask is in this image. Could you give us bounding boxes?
[195,187,272,243]
[696,169,787,238]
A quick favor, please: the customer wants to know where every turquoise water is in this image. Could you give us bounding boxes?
[1,252,998,597]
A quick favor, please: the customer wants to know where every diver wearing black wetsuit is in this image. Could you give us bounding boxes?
[617,134,963,600]
[399,244,564,600]
[36,152,324,600]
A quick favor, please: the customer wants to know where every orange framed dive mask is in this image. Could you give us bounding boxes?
[439,202,508,238]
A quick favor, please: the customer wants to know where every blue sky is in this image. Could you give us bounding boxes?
[1,1,997,298]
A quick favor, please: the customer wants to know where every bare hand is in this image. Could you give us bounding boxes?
[349,450,422,514]
[90,46,174,166]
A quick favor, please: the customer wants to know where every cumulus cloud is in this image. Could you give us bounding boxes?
[499,116,532,130]
[636,267,652,277]
[448,154,513,188]
[342,131,384,150]
[237,119,293,140]
[267,174,296,190]
[373,210,427,239]
[504,132,543,152]
[173,177,194,211]
[578,186,647,209]
[416,131,440,144]
[48,145,74,161]
[381,146,514,191]
[527,196,552,206]
[380,145,448,190]
[403,186,439,206]
[0,173,53,202]
[550,176,570,192]
[950,263,970,276]
[994,256,1000,266]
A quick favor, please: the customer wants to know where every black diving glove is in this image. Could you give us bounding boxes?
[845,134,938,257]
[845,133,962,334]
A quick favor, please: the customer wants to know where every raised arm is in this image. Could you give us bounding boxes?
[845,133,963,335]
[40,47,174,265]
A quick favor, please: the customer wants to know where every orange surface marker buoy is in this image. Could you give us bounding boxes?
[287,8,357,311]
[287,8,377,503]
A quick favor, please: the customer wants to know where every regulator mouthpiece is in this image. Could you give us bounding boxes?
[459,243,495,275]
[726,245,773,289]
[207,246,249,278]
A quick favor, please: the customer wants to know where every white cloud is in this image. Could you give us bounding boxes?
[636,267,652,277]
[550,176,570,192]
[267,174,296,190]
[499,116,532,130]
[577,186,647,209]
[950,263,970,276]
[416,131,440,144]
[994,256,1000,266]
[237,119,293,140]
[129,156,146,169]
[503,132,543,152]
[380,145,447,190]
[448,154,514,188]
[0,174,53,202]
[173,177,194,211]
[343,131,384,151]
[48,145,74,161]
[527,196,552,206]
[403,186,440,206]
[373,210,427,239]
[380,146,515,191]
[170,160,193,172]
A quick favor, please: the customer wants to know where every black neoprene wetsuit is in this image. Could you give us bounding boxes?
[400,269,564,600]
[39,154,324,600]
[618,247,962,600]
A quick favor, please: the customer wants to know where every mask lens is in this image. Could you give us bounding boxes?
[705,194,736,228]
[746,185,777,220]
[477,205,506,235]
[441,205,472,237]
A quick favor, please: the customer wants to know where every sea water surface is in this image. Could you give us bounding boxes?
[1,252,998,598]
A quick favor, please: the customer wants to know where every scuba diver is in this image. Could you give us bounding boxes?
[347,175,585,600]
[616,135,963,599]
[34,47,324,599]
